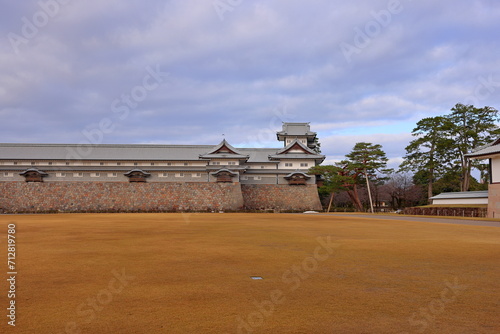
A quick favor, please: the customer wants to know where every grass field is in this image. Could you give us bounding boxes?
[0,213,499,333]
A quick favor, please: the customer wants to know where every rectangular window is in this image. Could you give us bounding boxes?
[134,162,138,166]
[175,173,184,177]
[253,176,262,180]
[300,163,309,167]
[100,162,105,166]
[167,163,172,166]
[151,163,155,166]
[74,173,83,177]
[261,166,265,169]
[184,162,189,166]
[31,162,36,165]
[13,162,18,165]
[212,161,220,165]
[91,173,100,177]
[159,173,168,177]
[285,163,293,167]
[3,172,13,177]
[56,173,66,177]
[117,162,121,166]
[228,161,236,165]
[108,173,118,177]
[66,162,70,165]
[192,173,201,178]
[240,176,248,180]
[48,162,53,165]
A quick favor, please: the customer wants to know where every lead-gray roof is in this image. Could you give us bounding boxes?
[0,143,308,164]
[429,191,488,200]
[199,139,249,159]
[465,138,500,158]
[276,122,316,137]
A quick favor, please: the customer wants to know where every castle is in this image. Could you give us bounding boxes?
[0,123,324,213]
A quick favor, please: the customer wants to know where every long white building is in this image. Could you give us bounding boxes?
[0,123,324,186]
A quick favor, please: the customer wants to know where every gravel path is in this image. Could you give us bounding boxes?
[307,213,500,227]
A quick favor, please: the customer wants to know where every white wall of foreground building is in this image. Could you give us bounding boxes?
[432,198,488,205]
[491,158,500,183]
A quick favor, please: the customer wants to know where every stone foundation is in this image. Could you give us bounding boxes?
[0,182,244,213]
[241,184,322,211]
[0,182,322,213]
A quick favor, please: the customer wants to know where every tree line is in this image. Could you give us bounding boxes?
[310,103,500,211]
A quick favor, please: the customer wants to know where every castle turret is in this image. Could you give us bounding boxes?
[276,122,317,149]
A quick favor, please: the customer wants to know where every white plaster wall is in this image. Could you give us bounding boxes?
[491,158,500,183]
[247,164,277,169]
[277,160,312,169]
[432,198,488,205]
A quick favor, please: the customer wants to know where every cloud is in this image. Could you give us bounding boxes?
[0,0,499,166]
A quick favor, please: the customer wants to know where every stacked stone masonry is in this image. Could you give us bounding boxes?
[241,184,322,211]
[403,206,487,218]
[0,182,322,213]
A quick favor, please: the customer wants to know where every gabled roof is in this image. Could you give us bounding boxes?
[210,168,238,176]
[123,169,151,176]
[284,171,312,180]
[199,139,249,159]
[268,139,325,162]
[466,138,500,159]
[276,139,317,155]
[19,168,48,176]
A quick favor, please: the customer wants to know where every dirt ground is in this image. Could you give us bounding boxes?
[0,213,499,334]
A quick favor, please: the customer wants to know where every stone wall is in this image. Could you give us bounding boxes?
[402,206,487,218]
[241,184,322,211]
[0,182,323,213]
[0,182,244,213]
[488,184,500,218]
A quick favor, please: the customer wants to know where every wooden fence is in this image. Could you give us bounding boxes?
[403,207,487,218]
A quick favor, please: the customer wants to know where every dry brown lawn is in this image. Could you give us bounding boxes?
[0,213,499,334]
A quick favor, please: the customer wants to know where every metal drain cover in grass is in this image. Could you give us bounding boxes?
[250,276,263,280]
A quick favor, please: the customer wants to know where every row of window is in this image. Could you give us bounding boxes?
[285,139,308,144]
[159,173,202,178]
[4,173,302,181]
[1,161,305,168]
[284,163,309,167]
[1,162,206,166]
[211,161,237,165]
[2,172,205,178]
[240,176,262,180]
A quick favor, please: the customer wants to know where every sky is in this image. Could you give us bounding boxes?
[1,0,499,168]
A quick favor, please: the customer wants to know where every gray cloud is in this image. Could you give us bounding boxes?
[1,0,499,166]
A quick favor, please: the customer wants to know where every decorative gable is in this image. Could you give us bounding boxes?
[210,168,238,183]
[276,139,318,155]
[124,169,151,183]
[282,142,310,154]
[20,168,48,182]
[199,139,249,160]
[284,171,311,185]
[213,143,239,155]
[268,139,325,164]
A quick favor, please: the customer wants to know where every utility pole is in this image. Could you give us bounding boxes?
[364,168,374,213]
